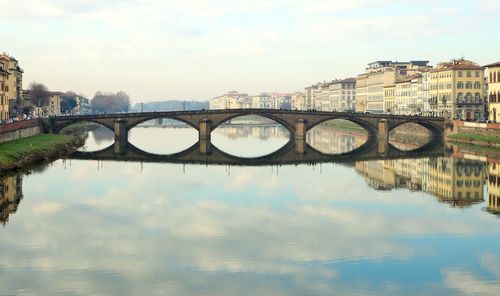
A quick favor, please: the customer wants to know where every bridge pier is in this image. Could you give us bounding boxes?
[114,118,128,155]
[377,119,390,142]
[199,119,212,155]
[294,119,307,154]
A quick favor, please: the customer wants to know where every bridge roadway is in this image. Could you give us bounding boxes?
[50,109,446,155]
[68,137,447,167]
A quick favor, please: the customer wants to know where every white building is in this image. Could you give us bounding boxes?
[210,91,251,109]
[252,94,273,109]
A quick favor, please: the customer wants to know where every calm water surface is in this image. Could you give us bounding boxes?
[1,123,500,295]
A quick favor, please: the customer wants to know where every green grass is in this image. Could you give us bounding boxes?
[0,134,74,164]
[447,133,500,145]
[321,120,367,133]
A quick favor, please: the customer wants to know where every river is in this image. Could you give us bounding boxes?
[1,123,499,295]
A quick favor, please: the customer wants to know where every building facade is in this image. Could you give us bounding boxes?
[429,59,486,119]
[209,91,251,109]
[485,62,500,122]
[291,92,305,110]
[0,55,9,120]
[0,54,23,120]
[356,61,431,114]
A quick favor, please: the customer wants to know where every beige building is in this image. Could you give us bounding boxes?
[252,94,273,109]
[394,77,412,115]
[383,84,395,113]
[328,78,356,111]
[0,54,23,120]
[356,61,431,113]
[429,59,486,119]
[291,92,305,110]
[209,91,251,109]
[0,55,9,120]
[485,61,500,122]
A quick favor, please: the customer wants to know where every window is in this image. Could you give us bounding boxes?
[458,71,463,77]
[475,71,480,77]
[466,82,472,89]
[474,82,481,89]
[467,71,471,77]
[457,82,464,89]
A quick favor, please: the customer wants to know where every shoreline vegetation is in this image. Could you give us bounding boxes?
[0,134,84,172]
[446,133,500,147]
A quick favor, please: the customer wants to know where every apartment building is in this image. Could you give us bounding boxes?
[485,61,500,121]
[429,59,485,119]
[356,61,431,113]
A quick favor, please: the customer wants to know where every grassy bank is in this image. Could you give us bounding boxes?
[322,120,367,133]
[447,133,500,145]
[0,134,82,169]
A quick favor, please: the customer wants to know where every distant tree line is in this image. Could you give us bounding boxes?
[91,91,130,113]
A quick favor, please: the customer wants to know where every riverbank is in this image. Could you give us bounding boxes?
[0,134,84,171]
[446,133,500,147]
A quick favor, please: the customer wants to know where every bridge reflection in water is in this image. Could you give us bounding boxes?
[69,135,446,166]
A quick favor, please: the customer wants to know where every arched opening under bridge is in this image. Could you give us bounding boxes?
[127,118,198,155]
[58,121,114,152]
[388,122,439,152]
[211,115,291,158]
[305,119,369,155]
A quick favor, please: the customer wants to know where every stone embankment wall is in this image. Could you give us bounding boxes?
[0,120,41,144]
[450,120,500,136]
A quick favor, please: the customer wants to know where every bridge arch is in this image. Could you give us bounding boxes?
[305,115,378,138]
[210,112,296,134]
[125,115,199,131]
[53,118,115,134]
[389,120,443,138]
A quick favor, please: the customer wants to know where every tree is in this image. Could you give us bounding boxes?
[29,82,50,107]
[90,91,130,113]
[61,96,78,113]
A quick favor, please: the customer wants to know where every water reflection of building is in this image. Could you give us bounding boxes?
[486,162,500,216]
[214,125,289,140]
[307,126,367,154]
[0,174,23,225]
[355,157,485,208]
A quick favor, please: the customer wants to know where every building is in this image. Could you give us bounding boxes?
[252,94,273,109]
[46,91,62,116]
[291,92,305,110]
[485,61,500,122]
[304,78,356,112]
[429,59,486,119]
[384,84,395,113]
[421,71,432,115]
[209,91,251,109]
[0,53,24,120]
[394,77,413,115]
[327,78,356,111]
[61,92,91,114]
[0,55,9,120]
[356,61,431,114]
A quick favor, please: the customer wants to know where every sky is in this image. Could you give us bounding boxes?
[1,0,499,102]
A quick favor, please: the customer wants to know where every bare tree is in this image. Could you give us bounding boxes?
[91,91,130,113]
[29,82,50,107]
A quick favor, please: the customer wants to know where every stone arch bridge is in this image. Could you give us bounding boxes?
[50,109,445,155]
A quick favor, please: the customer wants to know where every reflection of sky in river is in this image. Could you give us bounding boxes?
[1,127,499,295]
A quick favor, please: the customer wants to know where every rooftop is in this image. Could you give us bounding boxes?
[484,61,500,68]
